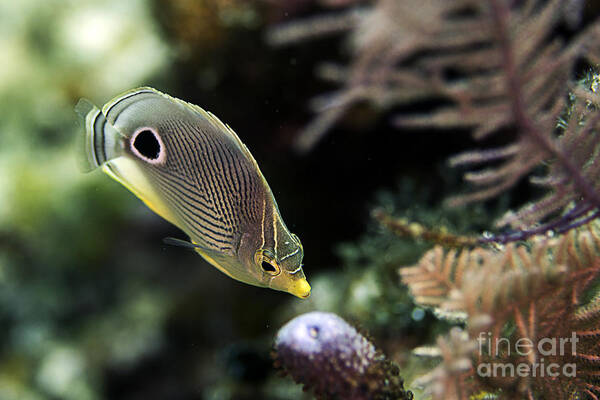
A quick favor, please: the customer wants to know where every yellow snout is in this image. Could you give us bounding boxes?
[289,278,311,299]
[270,274,311,299]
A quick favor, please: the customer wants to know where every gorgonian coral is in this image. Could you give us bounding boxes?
[269,0,600,242]
[401,221,600,399]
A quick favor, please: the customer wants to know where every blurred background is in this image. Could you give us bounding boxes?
[3,0,575,398]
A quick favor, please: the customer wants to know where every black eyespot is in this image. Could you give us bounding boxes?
[261,261,277,273]
[133,129,161,160]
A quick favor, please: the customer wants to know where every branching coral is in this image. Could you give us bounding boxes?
[273,311,413,400]
[400,222,600,399]
[412,327,478,400]
[269,0,600,241]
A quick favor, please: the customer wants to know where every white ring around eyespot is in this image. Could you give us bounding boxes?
[130,127,166,164]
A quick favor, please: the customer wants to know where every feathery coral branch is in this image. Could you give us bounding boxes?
[401,221,600,398]
[270,0,600,240]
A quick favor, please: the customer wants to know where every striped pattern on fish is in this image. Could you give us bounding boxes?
[75,87,311,298]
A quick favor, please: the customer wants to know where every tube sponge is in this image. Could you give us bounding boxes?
[273,311,412,400]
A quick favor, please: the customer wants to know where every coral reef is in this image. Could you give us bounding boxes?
[6,0,600,398]
[273,311,412,400]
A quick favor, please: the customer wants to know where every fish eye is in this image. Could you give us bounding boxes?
[131,127,164,163]
[261,260,277,273]
[255,250,281,276]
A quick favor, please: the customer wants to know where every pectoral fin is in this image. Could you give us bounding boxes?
[163,237,201,249]
[164,237,237,280]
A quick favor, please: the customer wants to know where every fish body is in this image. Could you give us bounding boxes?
[76,87,310,298]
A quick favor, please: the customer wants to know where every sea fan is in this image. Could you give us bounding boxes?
[268,0,600,241]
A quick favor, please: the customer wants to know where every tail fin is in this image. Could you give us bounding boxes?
[75,98,123,172]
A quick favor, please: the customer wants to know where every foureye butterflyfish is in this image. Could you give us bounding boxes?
[75,87,310,298]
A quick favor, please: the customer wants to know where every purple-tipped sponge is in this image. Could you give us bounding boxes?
[273,312,412,400]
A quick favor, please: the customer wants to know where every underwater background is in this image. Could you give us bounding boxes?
[3,0,600,399]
